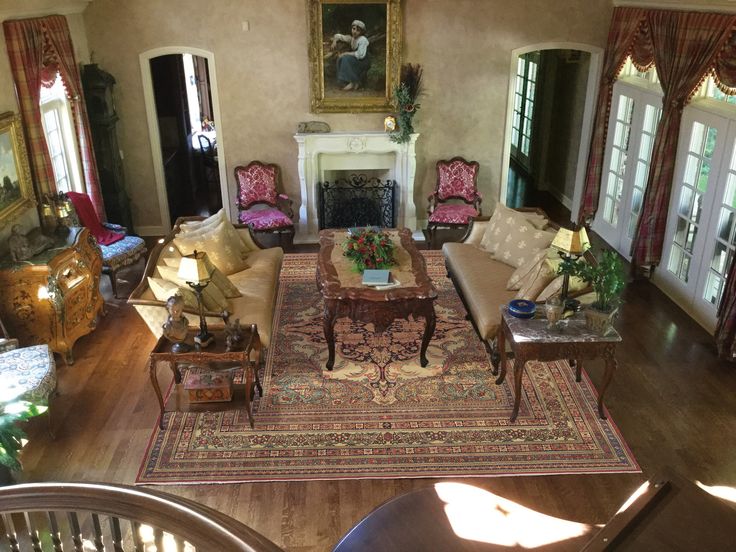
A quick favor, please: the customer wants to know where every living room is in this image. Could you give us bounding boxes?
[1,0,736,550]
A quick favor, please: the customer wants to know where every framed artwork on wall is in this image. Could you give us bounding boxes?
[307,0,402,113]
[0,112,34,227]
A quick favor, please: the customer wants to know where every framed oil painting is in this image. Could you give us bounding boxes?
[307,0,402,113]
[0,112,34,226]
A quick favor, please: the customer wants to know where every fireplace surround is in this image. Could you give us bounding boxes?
[294,131,419,243]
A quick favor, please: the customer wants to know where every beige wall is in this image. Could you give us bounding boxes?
[81,0,612,233]
[0,1,90,250]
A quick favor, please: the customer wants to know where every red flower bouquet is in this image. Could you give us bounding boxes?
[343,228,396,272]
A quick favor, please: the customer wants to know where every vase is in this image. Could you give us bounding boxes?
[584,307,618,336]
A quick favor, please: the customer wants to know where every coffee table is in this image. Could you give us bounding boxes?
[148,325,262,429]
[316,228,437,371]
[496,308,621,422]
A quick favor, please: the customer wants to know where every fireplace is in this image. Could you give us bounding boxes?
[318,175,396,230]
[294,131,419,243]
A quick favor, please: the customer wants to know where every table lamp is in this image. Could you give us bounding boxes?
[178,250,214,347]
[551,225,591,311]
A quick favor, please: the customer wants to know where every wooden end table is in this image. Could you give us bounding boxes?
[316,228,438,371]
[148,325,262,429]
[496,308,621,422]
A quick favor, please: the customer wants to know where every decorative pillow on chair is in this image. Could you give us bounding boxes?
[173,220,249,275]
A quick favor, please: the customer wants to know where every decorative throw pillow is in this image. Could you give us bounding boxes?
[173,220,249,275]
[515,256,557,301]
[479,204,505,254]
[178,209,226,234]
[157,265,230,312]
[507,249,549,290]
[537,274,589,302]
[493,218,557,269]
[159,256,241,299]
[147,277,199,310]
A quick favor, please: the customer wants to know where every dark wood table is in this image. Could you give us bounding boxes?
[496,308,621,422]
[148,325,262,429]
[316,228,437,371]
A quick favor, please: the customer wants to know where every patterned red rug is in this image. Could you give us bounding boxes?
[136,252,639,484]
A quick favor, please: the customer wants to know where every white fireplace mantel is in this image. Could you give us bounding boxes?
[294,131,419,243]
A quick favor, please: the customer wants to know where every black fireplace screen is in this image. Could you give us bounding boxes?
[318,175,396,230]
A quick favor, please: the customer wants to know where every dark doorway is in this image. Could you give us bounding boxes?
[150,53,222,226]
[506,49,591,225]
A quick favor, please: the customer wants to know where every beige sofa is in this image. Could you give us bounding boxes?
[442,209,564,371]
[128,216,284,350]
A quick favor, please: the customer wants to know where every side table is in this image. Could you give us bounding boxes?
[496,309,621,422]
[148,325,262,429]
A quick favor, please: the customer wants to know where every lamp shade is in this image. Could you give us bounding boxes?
[177,250,211,285]
[551,227,591,256]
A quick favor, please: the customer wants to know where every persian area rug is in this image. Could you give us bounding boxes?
[136,252,639,484]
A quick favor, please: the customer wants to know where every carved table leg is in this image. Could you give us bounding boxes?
[324,304,338,371]
[244,364,255,429]
[252,330,263,397]
[570,359,582,382]
[597,348,618,419]
[494,328,507,384]
[149,359,165,430]
[420,304,436,368]
[510,353,527,422]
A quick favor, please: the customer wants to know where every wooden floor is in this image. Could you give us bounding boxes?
[17,241,736,551]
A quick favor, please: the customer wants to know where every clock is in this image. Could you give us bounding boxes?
[384,115,397,132]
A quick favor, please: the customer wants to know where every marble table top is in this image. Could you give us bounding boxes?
[502,307,621,344]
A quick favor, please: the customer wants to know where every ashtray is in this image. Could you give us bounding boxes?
[508,299,536,319]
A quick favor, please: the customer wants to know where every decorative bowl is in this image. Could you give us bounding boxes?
[508,299,536,319]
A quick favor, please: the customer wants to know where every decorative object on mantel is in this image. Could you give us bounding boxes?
[383,115,396,132]
[343,227,396,272]
[297,121,331,133]
[389,63,423,144]
[178,250,215,348]
[40,192,76,234]
[8,224,54,262]
[162,295,190,353]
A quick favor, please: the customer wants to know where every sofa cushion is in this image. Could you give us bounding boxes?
[159,256,242,299]
[480,203,554,266]
[443,242,516,340]
[156,265,229,312]
[178,208,226,234]
[173,220,249,275]
[537,273,589,302]
[148,277,199,309]
[515,256,557,301]
[507,249,549,290]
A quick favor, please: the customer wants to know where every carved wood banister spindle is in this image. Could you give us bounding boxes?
[21,512,42,552]
[91,513,105,551]
[47,511,64,552]
[131,520,144,551]
[2,512,21,552]
[67,511,84,552]
[109,515,124,552]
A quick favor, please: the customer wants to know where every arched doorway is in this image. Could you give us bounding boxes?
[500,43,602,224]
[139,47,231,231]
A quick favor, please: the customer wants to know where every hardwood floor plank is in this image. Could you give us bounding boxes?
[14,252,736,550]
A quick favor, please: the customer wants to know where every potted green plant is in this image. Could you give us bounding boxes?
[0,395,47,484]
[565,249,626,335]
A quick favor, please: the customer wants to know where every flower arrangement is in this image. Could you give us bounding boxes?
[389,63,423,144]
[343,228,396,272]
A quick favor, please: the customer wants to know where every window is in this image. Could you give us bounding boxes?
[593,78,662,258]
[39,74,83,193]
[511,52,539,168]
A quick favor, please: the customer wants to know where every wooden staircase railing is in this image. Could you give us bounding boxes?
[0,482,284,551]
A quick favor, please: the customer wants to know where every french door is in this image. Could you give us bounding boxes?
[593,82,662,258]
[655,103,736,332]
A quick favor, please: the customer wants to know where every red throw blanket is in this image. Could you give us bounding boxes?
[66,192,124,246]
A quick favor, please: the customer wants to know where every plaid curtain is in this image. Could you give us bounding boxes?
[630,11,736,268]
[716,255,736,360]
[3,18,57,199]
[578,7,646,222]
[3,16,105,221]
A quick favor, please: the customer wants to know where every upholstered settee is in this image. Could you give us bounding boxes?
[128,213,283,350]
[443,205,589,369]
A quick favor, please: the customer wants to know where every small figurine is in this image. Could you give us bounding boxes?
[8,225,55,262]
[222,311,244,352]
[162,295,190,353]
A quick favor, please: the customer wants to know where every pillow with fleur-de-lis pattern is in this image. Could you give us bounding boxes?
[480,203,555,268]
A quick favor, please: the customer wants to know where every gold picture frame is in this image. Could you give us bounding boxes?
[307,0,402,113]
[0,112,35,227]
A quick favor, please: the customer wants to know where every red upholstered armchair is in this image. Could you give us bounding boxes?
[426,157,482,249]
[234,161,295,248]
